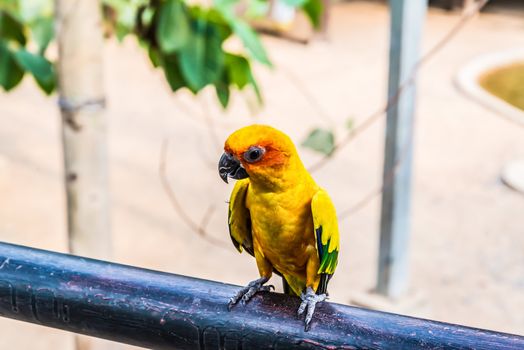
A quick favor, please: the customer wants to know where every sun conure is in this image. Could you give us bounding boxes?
[218,124,340,331]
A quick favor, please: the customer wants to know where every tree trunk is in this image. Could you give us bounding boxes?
[55,0,112,348]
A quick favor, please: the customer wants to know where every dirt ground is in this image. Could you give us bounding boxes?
[0,1,523,349]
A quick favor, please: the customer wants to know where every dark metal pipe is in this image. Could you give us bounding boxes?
[0,241,522,349]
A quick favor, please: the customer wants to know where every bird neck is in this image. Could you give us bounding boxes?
[248,156,314,193]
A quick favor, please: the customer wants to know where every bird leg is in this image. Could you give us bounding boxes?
[297,286,327,331]
[228,277,274,310]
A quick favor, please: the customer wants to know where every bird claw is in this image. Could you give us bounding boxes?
[228,277,271,310]
[260,284,275,292]
[297,287,327,331]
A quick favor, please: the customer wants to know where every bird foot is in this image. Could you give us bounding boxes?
[228,277,274,310]
[297,287,327,331]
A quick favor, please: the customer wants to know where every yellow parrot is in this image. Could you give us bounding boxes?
[218,124,340,331]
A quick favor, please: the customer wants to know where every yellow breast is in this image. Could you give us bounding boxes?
[246,179,318,277]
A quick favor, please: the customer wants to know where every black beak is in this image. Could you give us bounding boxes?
[218,153,249,183]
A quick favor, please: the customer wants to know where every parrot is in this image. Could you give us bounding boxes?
[218,124,340,331]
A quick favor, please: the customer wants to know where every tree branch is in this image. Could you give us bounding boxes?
[159,138,230,250]
[308,0,490,174]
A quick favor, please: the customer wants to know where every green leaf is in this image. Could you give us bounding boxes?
[179,18,225,92]
[148,45,162,67]
[0,1,18,15]
[141,6,155,27]
[302,0,323,29]
[245,0,270,18]
[18,0,52,23]
[346,118,354,130]
[213,0,238,16]
[281,0,307,8]
[13,48,55,94]
[156,0,190,54]
[0,10,26,45]
[162,54,186,92]
[215,78,230,108]
[205,8,232,41]
[137,6,155,38]
[0,40,24,91]
[31,17,53,54]
[226,53,250,89]
[102,0,137,29]
[302,128,335,155]
[248,67,262,104]
[230,19,271,66]
[227,54,263,104]
[115,24,128,42]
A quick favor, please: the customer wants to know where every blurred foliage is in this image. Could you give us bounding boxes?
[302,127,334,156]
[345,117,354,130]
[302,117,355,155]
[479,63,524,111]
[0,0,54,93]
[0,0,323,108]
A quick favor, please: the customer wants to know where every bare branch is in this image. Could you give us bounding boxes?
[279,66,335,125]
[198,205,216,236]
[339,141,407,219]
[308,0,490,174]
[312,0,492,218]
[159,138,230,250]
[200,95,223,152]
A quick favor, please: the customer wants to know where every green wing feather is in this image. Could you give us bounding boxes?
[311,189,340,277]
[228,179,254,256]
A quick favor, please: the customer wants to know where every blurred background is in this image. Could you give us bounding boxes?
[0,0,523,349]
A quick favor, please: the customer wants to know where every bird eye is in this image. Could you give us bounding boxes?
[243,146,265,163]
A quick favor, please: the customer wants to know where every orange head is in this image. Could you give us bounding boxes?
[218,125,302,185]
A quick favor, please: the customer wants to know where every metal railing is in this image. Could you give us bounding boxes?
[0,241,522,349]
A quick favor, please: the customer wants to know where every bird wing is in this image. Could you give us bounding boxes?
[228,178,292,293]
[311,189,340,294]
[228,178,254,256]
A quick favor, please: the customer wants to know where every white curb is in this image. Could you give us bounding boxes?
[454,48,524,127]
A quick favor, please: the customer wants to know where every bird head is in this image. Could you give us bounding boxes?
[218,125,301,185]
